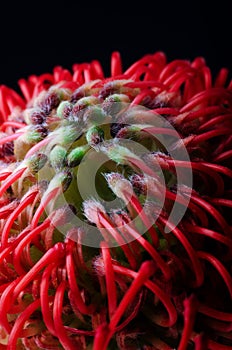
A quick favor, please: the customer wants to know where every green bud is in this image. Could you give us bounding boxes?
[74,96,99,109]
[83,105,106,126]
[49,145,67,170]
[56,101,72,118]
[102,94,130,116]
[46,170,73,194]
[67,145,90,167]
[104,172,133,200]
[53,125,81,146]
[116,125,141,139]
[105,93,130,103]
[26,126,48,144]
[100,141,140,165]
[60,170,73,192]
[86,126,104,146]
[27,153,48,173]
[56,88,72,101]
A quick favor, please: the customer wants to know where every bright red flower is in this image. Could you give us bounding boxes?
[0,51,232,349]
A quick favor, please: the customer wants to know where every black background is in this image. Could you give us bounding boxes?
[0,2,231,92]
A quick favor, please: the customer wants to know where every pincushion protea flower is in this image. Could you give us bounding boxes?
[0,51,232,350]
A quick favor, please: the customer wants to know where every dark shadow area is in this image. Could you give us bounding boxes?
[1,2,231,90]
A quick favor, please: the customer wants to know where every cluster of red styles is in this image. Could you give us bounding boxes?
[0,51,231,349]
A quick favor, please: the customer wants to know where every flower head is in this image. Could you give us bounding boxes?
[0,51,232,349]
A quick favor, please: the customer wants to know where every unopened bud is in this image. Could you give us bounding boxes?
[46,170,72,193]
[72,96,100,113]
[83,105,106,125]
[104,172,133,201]
[83,199,105,225]
[27,153,48,173]
[57,101,73,119]
[100,140,140,165]
[26,108,47,125]
[26,125,48,144]
[51,204,77,227]
[67,145,90,167]
[53,125,81,146]
[86,126,104,146]
[49,145,67,170]
[102,94,130,115]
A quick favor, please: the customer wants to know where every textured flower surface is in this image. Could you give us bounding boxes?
[0,51,232,349]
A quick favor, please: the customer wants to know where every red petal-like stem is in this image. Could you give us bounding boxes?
[210,198,232,208]
[165,67,194,91]
[1,121,26,131]
[40,263,56,336]
[197,251,232,299]
[53,281,77,350]
[178,294,198,350]
[201,162,232,179]
[214,68,229,87]
[31,186,61,229]
[0,132,24,146]
[0,171,12,181]
[164,158,226,195]
[123,191,159,247]
[164,190,209,227]
[66,239,95,315]
[13,218,51,274]
[12,243,65,300]
[98,211,138,270]
[198,304,232,322]
[0,200,18,220]
[0,277,22,333]
[214,149,232,162]
[159,59,189,82]
[93,323,110,350]
[0,228,31,265]
[192,128,232,145]
[91,60,104,79]
[7,298,42,350]
[185,224,232,251]
[208,339,232,350]
[110,261,155,330]
[131,89,156,106]
[190,193,231,235]
[0,86,10,121]
[180,88,231,113]
[184,105,223,123]
[18,79,33,102]
[24,135,54,159]
[158,215,204,287]
[193,333,208,350]
[112,263,177,327]
[116,217,171,279]
[101,261,156,349]
[100,241,117,319]
[111,51,122,77]
[0,167,27,198]
[1,189,39,248]
[124,54,158,76]
[142,126,180,137]
[198,113,232,131]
